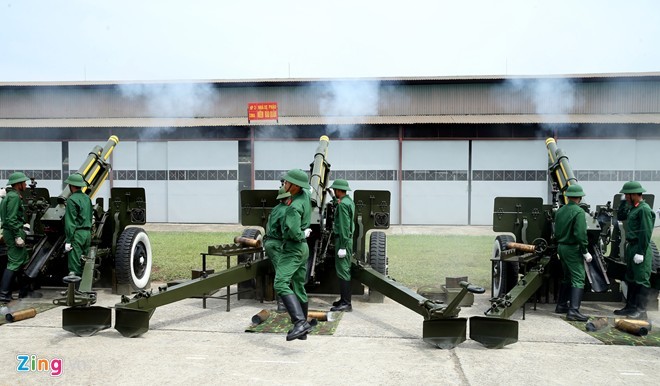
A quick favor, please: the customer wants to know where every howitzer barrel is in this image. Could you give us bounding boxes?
[60,136,118,201]
[309,135,330,208]
[546,138,578,204]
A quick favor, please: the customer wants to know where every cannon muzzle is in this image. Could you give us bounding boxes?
[309,135,330,208]
[60,135,118,201]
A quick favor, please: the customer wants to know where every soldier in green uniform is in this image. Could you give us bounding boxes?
[0,172,30,303]
[614,181,655,320]
[264,187,291,312]
[329,179,355,312]
[275,169,313,341]
[63,173,92,277]
[554,184,592,322]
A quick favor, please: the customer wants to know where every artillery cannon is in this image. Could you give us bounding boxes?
[0,136,153,335]
[107,136,492,349]
[471,137,660,343]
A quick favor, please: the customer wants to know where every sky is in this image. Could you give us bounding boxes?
[0,0,659,82]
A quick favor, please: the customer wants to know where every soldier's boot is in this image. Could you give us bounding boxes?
[330,280,352,312]
[18,270,42,299]
[276,296,286,312]
[281,294,311,341]
[0,269,16,303]
[626,285,649,320]
[296,302,318,340]
[614,282,638,316]
[554,283,570,314]
[566,287,589,322]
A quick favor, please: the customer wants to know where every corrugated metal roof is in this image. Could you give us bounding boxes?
[2,72,659,87]
[2,114,660,128]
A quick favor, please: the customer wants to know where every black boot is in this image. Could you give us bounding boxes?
[281,294,311,341]
[627,285,649,320]
[18,271,43,299]
[331,279,352,312]
[0,269,16,303]
[554,283,570,314]
[276,296,286,312]
[614,282,638,316]
[566,287,589,322]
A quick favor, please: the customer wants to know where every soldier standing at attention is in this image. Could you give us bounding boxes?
[63,173,93,277]
[554,184,592,322]
[0,172,30,303]
[614,181,655,320]
[329,179,355,312]
[275,169,313,341]
[264,186,290,312]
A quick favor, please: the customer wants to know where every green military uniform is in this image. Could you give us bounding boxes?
[555,200,588,288]
[275,169,313,341]
[614,181,655,319]
[64,175,93,276]
[618,199,655,287]
[264,188,290,270]
[274,184,311,303]
[0,187,28,271]
[333,188,355,281]
[553,184,590,322]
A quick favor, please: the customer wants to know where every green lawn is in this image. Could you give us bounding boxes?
[148,231,660,291]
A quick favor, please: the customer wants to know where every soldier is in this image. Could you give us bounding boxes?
[614,181,655,320]
[329,179,355,312]
[275,169,313,341]
[63,173,92,277]
[0,172,30,303]
[264,186,290,312]
[554,184,592,322]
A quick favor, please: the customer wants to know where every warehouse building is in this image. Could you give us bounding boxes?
[1,73,659,225]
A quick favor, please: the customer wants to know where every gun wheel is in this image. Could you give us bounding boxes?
[491,235,519,298]
[115,227,152,290]
[369,231,388,275]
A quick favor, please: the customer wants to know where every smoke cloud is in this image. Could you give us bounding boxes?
[318,80,381,137]
[116,82,220,139]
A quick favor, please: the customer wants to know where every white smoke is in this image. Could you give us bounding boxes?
[116,82,220,139]
[318,80,381,137]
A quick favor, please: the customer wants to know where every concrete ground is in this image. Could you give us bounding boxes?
[2,225,660,385]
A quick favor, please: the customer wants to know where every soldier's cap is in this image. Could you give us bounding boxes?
[620,181,645,194]
[276,187,291,200]
[564,184,585,197]
[283,169,310,189]
[7,172,29,186]
[329,179,351,191]
[65,173,88,188]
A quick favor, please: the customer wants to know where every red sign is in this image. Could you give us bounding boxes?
[248,102,278,122]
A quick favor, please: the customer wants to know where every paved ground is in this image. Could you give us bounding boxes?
[2,225,660,385]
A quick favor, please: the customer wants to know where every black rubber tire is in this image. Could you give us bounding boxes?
[651,240,660,273]
[369,231,388,275]
[115,227,152,290]
[491,235,519,298]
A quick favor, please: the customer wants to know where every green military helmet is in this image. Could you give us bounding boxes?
[329,179,351,191]
[564,184,585,197]
[619,181,646,194]
[283,169,310,189]
[276,187,291,200]
[65,173,88,188]
[7,172,29,186]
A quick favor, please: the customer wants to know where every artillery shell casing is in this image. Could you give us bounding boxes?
[614,318,652,331]
[615,319,649,336]
[234,236,262,248]
[505,242,536,253]
[585,317,609,332]
[307,311,327,321]
[251,309,270,324]
[5,308,37,322]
